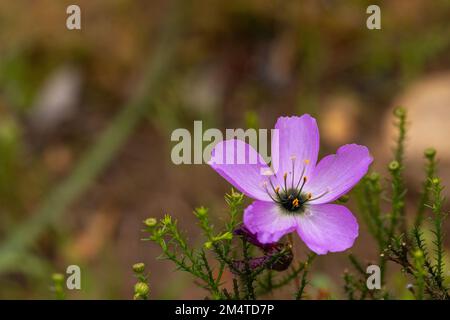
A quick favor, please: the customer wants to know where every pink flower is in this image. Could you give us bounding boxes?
[209,115,373,255]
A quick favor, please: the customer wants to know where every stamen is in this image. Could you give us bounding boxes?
[294,165,307,190]
[296,176,308,197]
[290,155,297,189]
[268,178,279,196]
[263,182,281,204]
[307,189,330,202]
[292,198,299,208]
[299,193,312,205]
[283,172,288,193]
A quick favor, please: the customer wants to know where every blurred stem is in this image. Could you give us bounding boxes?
[415,149,437,227]
[294,253,315,300]
[0,0,184,273]
[51,273,65,300]
[241,238,256,300]
[387,108,407,240]
[430,178,446,292]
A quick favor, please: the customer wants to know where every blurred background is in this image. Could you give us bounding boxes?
[0,0,449,299]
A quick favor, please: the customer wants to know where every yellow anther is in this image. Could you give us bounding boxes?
[304,159,310,165]
[283,172,288,180]
[292,198,300,207]
[275,187,280,194]
[307,193,312,200]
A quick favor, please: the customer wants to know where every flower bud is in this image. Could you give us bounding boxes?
[51,273,64,283]
[204,241,213,250]
[369,172,380,182]
[134,282,150,296]
[195,207,208,218]
[414,250,423,259]
[388,160,400,172]
[394,107,406,118]
[144,218,157,227]
[132,262,145,273]
[424,148,436,160]
[234,225,272,249]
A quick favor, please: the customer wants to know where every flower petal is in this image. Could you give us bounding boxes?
[305,144,373,204]
[243,201,298,243]
[271,115,320,186]
[210,139,273,201]
[296,204,358,254]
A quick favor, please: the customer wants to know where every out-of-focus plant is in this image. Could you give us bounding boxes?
[0,0,184,275]
[349,108,449,300]
[50,273,66,300]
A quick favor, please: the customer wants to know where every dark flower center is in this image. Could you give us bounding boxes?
[261,156,329,214]
[278,188,307,212]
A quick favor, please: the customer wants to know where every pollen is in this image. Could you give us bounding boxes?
[304,159,310,165]
[292,198,300,207]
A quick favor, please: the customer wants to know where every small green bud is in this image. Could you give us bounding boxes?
[195,207,208,218]
[144,218,157,227]
[388,160,400,172]
[228,189,244,201]
[51,273,64,283]
[394,107,406,118]
[432,178,440,185]
[134,282,150,296]
[204,241,213,250]
[369,172,380,182]
[132,262,145,273]
[424,148,436,159]
[414,250,423,259]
